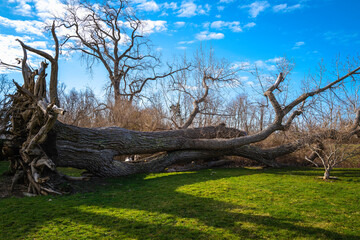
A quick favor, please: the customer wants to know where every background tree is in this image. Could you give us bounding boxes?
[164,47,240,129]
[0,74,13,161]
[59,87,101,127]
[302,59,360,178]
[0,74,13,127]
[306,136,360,180]
[304,110,360,179]
[59,0,184,104]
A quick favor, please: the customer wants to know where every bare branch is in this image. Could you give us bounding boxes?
[284,66,360,115]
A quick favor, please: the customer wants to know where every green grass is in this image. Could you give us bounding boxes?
[1,162,359,239]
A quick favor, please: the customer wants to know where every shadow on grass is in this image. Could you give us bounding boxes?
[1,167,359,239]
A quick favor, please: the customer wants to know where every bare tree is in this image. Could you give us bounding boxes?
[58,0,185,104]
[0,74,13,161]
[301,61,360,178]
[165,47,240,129]
[305,111,360,179]
[225,95,260,134]
[0,74,13,125]
[59,87,100,127]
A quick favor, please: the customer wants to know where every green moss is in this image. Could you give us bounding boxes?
[57,167,85,177]
[1,162,359,239]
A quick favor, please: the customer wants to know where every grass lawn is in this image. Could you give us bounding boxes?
[0,161,359,239]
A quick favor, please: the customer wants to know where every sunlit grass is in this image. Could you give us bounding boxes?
[1,161,359,239]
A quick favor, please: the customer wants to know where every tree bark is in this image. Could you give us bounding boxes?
[51,121,248,176]
[323,167,331,180]
[50,121,313,177]
[51,121,356,177]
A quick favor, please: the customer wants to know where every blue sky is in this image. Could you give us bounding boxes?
[0,0,359,97]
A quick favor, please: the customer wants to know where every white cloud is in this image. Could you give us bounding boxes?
[217,6,225,11]
[219,0,235,3]
[178,1,197,17]
[203,22,210,28]
[323,31,359,44]
[273,3,301,13]
[198,4,211,15]
[246,81,255,86]
[232,57,283,71]
[254,60,266,68]
[0,34,28,67]
[210,21,225,28]
[0,34,49,73]
[163,2,178,10]
[196,31,224,41]
[231,61,251,70]
[210,21,242,32]
[178,40,195,44]
[243,22,256,28]
[292,41,305,49]
[272,4,286,12]
[33,0,67,20]
[177,46,187,50]
[266,57,284,63]
[0,16,45,36]
[139,20,167,35]
[136,0,160,12]
[174,21,186,28]
[161,1,178,15]
[9,0,33,16]
[230,24,241,33]
[243,1,270,18]
[177,1,211,17]
[255,60,277,71]
[6,0,167,37]
[210,21,256,32]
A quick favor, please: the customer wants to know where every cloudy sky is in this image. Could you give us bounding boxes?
[0,0,359,96]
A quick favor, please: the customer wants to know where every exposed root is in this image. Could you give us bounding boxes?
[5,50,66,195]
[10,170,24,192]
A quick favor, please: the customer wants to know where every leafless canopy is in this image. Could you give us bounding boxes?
[166,47,241,129]
[58,0,186,103]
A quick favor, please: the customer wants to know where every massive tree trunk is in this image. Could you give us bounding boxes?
[50,121,328,177]
[51,121,248,177]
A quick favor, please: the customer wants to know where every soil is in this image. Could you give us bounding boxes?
[0,173,27,198]
[0,172,110,199]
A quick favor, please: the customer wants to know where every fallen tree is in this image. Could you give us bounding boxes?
[1,24,360,195]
